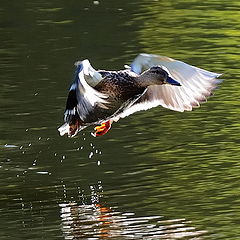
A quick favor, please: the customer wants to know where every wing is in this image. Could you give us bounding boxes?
[64,60,109,122]
[118,53,222,118]
[77,59,103,87]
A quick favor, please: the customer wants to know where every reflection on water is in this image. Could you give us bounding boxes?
[60,203,206,239]
[60,184,206,240]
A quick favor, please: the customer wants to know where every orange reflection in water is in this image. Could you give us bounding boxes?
[60,201,207,239]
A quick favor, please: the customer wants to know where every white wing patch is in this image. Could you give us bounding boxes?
[78,69,108,106]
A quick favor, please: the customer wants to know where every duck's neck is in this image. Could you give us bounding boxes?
[136,73,159,88]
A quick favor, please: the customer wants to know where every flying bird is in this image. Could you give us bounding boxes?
[58,53,221,137]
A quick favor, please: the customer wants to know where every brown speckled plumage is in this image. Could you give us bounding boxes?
[81,70,146,123]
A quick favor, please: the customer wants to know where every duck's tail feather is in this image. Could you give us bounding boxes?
[58,123,69,136]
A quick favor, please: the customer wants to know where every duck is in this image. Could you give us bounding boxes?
[58,53,222,137]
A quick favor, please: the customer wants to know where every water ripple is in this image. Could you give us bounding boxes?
[60,202,207,239]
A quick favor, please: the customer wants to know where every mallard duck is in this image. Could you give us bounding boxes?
[58,53,221,137]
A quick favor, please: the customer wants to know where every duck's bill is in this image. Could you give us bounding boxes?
[166,76,181,86]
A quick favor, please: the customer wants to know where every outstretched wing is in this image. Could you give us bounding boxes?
[64,60,109,122]
[118,53,222,118]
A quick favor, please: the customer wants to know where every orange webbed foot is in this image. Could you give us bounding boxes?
[93,120,112,137]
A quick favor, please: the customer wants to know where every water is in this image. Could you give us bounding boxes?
[0,0,240,239]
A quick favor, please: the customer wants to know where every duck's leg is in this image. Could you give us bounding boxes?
[93,120,113,137]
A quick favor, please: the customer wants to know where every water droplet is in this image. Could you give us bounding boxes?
[37,171,49,175]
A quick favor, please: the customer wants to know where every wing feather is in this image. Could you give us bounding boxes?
[118,53,222,118]
[64,60,109,122]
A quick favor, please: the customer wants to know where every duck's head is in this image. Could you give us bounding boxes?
[140,66,181,87]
